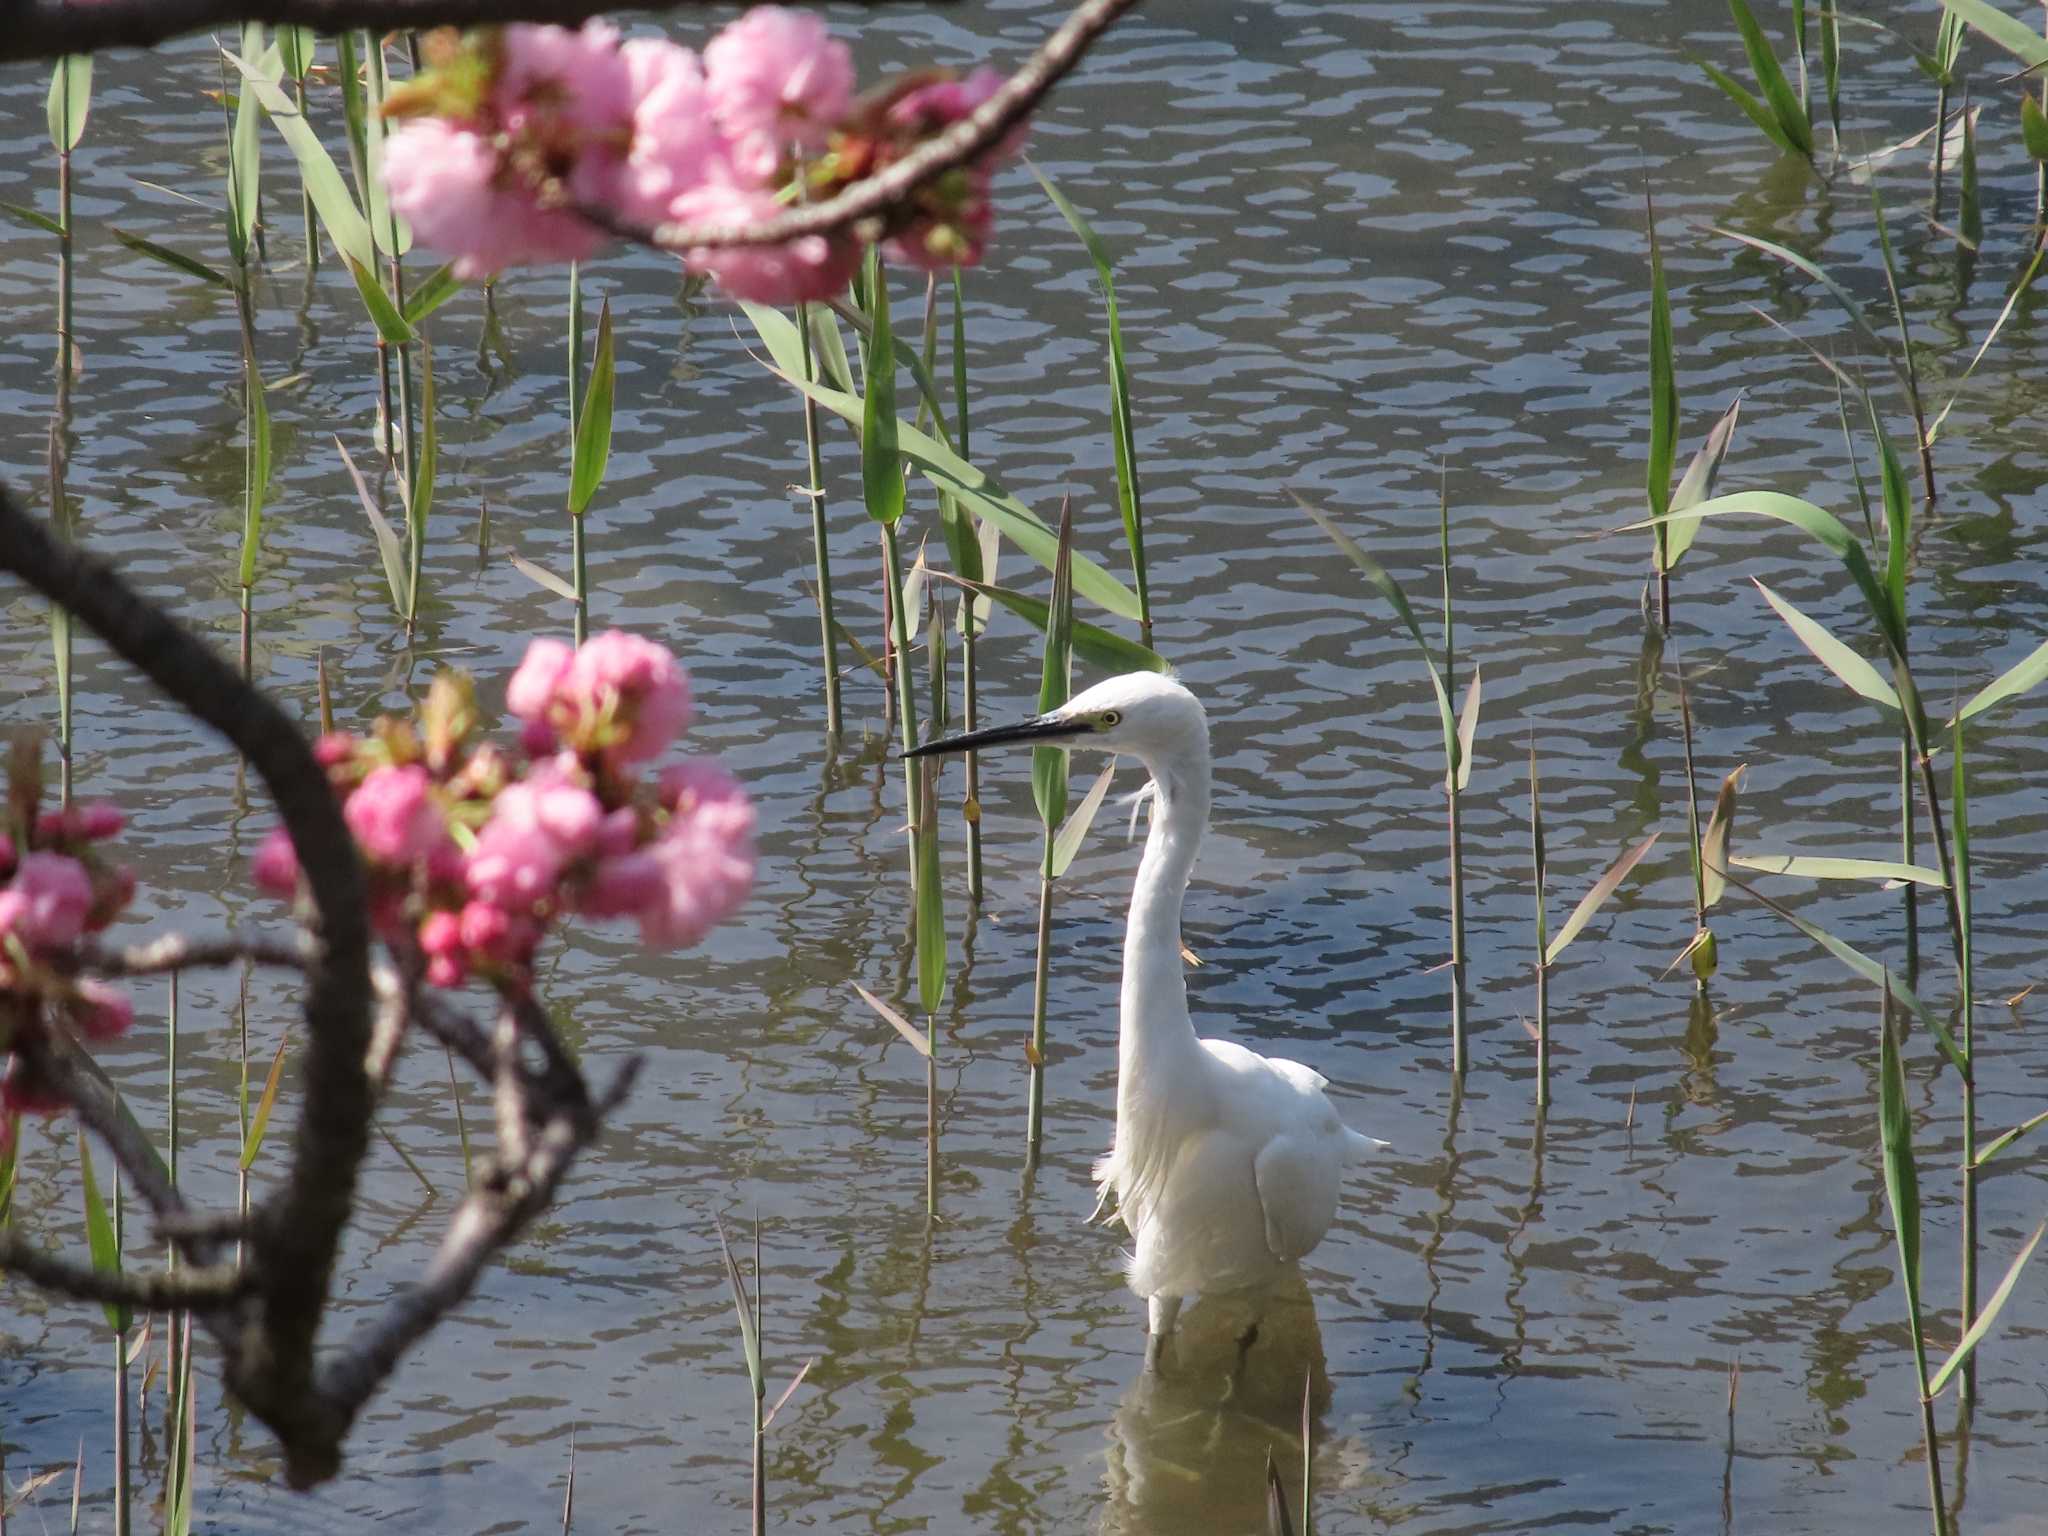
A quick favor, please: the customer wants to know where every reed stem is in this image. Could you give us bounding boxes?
[112,1165,129,1536]
[1027,872,1054,1150]
[796,303,841,737]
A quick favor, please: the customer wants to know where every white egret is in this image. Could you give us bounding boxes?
[906,671,1384,1369]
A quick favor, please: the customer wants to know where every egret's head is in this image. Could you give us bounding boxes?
[905,671,1207,770]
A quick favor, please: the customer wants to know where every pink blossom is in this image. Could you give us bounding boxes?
[890,68,1025,156]
[703,7,854,182]
[85,865,136,934]
[314,733,358,767]
[496,20,632,143]
[465,817,564,910]
[419,909,463,959]
[0,833,13,871]
[1,1057,64,1118]
[507,637,575,723]
[562,631,693,764]
[612,37,727,227]
[0,853,94,949]
[494,767,605,856]
[639,761,756,948]
[578,851,667,919]
[35,802,124,844]
[71,980,133,1042]
[344,765,446,865]
[672,178,860,304]
[384,118,607,280]
[885,168,994,272]
[595,807,641,857]
[252,828,301,896]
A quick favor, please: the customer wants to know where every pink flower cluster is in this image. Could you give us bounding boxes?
[254,633,754,991]
[382,8,1026,296]
[0,765,139,1119]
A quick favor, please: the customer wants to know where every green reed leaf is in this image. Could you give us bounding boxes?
[713,1215,763,1398]
[1454,667,1481,791]
[76,1128,129,1335]
[1951,634,2048,724]
[511,553,579,603]
[1878,985,1924,1316]
[853,982,931,1057]
[1732,853,1945,885]
[1,201,64,238]
[1034,501,1077,842]
[1646,196,1678,536]
[1661,397,1741,570]
[860,274,906,528]
[1701,61,1801,155]
[1928,1221,2046,1397]
[1546,831,1660,965]
[403,261,460,326]
[1959,103,1983,249]
[1051,761,1117,880]
[743,303,1139,616]
[225,52,266,266]
[336,435,410,615]
[1293,493,1460,779]
[1700,763,1744,909]
[569,299,615,518]
[110,229,231,289]
[47,56,92,154]
[228,48,373,269]
[1713,225,1886,355]
[1976,1108,2048,1165]
[1940,0,2048,68]
[1929,235,2048,445]
[1728,0,1815,153]
[1820,3,1842,144]
[941,577,1164,675]
[238,334,271,589]
[1754,577,1900,709]
[239,1031,289,1171]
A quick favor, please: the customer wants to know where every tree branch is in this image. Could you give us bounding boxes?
[608,0,1144,252]
[0,481,373,1489]
[75,928,313,978]
[0,1238,250,1311]
[316,1054,639,1418]
[0,0,945,65]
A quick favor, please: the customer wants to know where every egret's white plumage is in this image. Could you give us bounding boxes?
[909,671,1383,1364]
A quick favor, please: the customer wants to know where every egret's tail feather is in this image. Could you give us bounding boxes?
[1344,1127,1390,1164]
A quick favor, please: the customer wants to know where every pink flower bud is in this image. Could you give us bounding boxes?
[507,638,575,723]
[76,803,125,841]
[595,807,641,857]
[418,908,463,958]
[252,828,301,896]
[315,733,359,767]
[71,980,134,1042]
[458,899,511,954]
[425,952,467,989]
[1,853,94,949]
[86,864,137,933]
[345,764,447,865]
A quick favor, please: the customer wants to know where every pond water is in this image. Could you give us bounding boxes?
[4,1,2048,1531]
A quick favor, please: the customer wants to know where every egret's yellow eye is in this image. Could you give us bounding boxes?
[1100,710,1122,728]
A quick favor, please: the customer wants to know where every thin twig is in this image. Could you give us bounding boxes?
[0,1240,249,1311]
[75,929,313,978]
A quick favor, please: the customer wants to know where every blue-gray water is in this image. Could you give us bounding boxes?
[4,2,2047,1531]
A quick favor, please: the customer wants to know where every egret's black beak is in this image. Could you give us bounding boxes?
[903,714,1082,759]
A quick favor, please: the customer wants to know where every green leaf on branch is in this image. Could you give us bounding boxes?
[939,577,1165,675]
[77,1127,129,1335]
[403,262,461,326]
[239,1031,289,1171]
[860,273,906,529]
[47,56,92,154]
[1,201,64,238]
[1940,0,2048,70]
[1660,397,1741,571]
[336,436,410,617]
[1754,577,1900,709]
[1731,853,1945,886]
[1545,831,1660,965]
[345,256,413,345]
[1033,501,1077,845]
[1877,985,1923,1308]
[1951,635,2048,725]
[1051,761,1117,880]
[1926,1221,2047,1397]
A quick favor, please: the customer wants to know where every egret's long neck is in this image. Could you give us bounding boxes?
[1119,741,1210,1094]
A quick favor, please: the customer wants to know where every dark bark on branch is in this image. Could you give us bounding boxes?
[75,928,313,978]
[0,480,373,1482]
[0,1239,250,1310]
[0,0,943,65]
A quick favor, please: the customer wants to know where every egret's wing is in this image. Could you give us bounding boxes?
[1252,1132,1341,1264]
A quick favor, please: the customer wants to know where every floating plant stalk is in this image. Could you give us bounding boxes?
[78,1130,129,1536]
[1953,718,1977,1403]
[47,51,89,804]
[947,274,986,899]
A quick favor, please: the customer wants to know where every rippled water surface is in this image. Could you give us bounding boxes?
[5,2,2048,1531]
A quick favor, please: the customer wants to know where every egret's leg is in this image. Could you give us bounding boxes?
[1144,1293,1183,1374]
